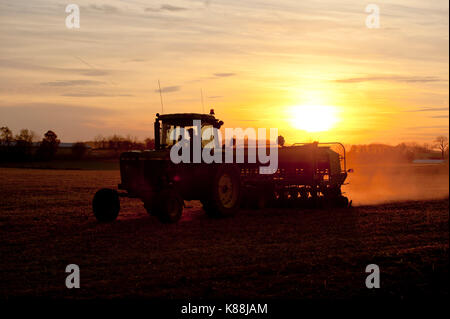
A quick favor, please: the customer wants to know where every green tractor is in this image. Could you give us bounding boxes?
[92,112,351,223]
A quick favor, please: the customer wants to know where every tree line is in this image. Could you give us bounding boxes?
[91,134,155,152]
[0,127,61,161]
[0,125,447,162]
[0,126,155,161]
[347,137,449,163]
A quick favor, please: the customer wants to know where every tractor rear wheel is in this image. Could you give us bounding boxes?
[337,195,349,208]
[323,188,349,208]
[144,201,157,216]
[92,188,120,222]
[241,187,269,210]
[203,166,241,218]
[255,193,268,209]
[156,188,183,223]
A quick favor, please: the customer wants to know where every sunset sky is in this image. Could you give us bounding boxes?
[0,0,448,144]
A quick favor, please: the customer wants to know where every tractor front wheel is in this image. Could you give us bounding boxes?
[203,166,241,218]
[156,188,183,223]
[92,188,120,222]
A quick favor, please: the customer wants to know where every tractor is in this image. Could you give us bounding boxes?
[92,111,351,223]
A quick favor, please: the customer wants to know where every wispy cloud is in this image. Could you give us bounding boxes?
[161,4,188,12]
[407,107,449,112]
[0,59,111,77]
[79,70,110,76]
[41,80,103,87]
[145,4,188,13]
[334,76,443,83]
[73,56,110,77]
[85,5,119,14]
[431,115,449,118]
[214,73,236,77]
[408,125,449,130]
[61,92,132,97]
[154,86,180,93]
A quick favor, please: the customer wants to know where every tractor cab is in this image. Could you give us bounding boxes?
[154,111,224,150]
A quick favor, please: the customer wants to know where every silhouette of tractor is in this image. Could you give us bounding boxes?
[92,112,351,223]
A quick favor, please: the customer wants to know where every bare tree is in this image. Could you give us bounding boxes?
[144,138,155,150]
[93,135,108,149]
[14,129,36,159]
[434,136,449,159]
[15,129,36,143]
[0,126,13,146]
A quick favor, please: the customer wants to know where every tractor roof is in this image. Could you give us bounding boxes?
[156,113,223,127]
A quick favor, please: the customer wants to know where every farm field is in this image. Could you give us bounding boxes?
[0,166,448,299]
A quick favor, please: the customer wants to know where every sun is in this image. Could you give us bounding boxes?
[288,105,339,132]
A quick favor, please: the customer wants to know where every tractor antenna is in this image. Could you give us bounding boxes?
[201,89,205,114]
[158,80,164,114]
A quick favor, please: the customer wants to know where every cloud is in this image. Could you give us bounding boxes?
[334,76,443,83]
[145,4,188,12]
[160,4,188,12]
[61,92,132,97]
[0,102,116,115]
[40,80,103,87]
[213,73,236,77]
[73,56,110,76]
[124,58,147,63]
[0,59,111,77]
[78,70,109,76]
[86,5,119,14]
[431,115,449,118]
[408,125,449,130]
[154,86,180,93]
[407,107,449,112]
[144,7,159,12]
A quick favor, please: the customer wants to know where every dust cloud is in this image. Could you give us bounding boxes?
[342,162,449,206]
